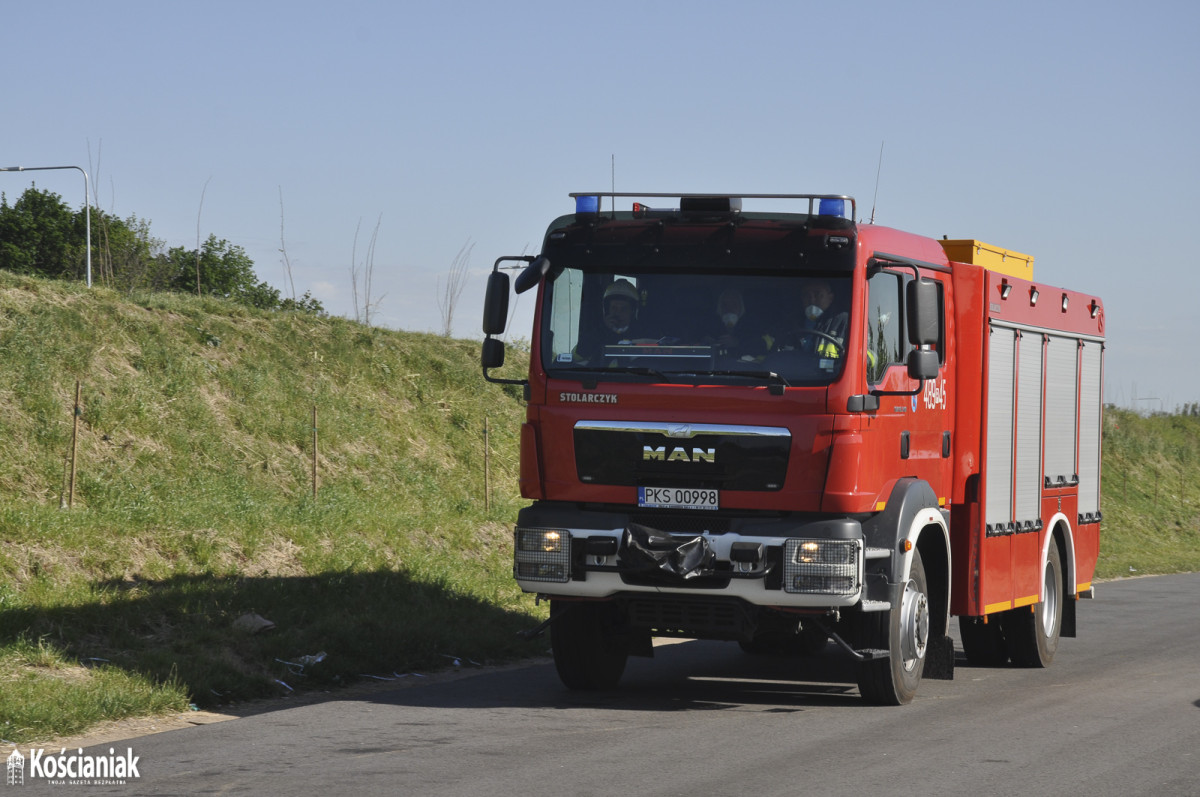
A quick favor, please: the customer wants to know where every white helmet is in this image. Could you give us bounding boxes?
[603,279,639,307]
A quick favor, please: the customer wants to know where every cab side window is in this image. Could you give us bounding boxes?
[866,270,905,384]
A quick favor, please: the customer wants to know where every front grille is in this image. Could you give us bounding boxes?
[624,597,750,639]
[574,423,790,491]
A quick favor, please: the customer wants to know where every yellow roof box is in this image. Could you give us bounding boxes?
[940,239,1033,280]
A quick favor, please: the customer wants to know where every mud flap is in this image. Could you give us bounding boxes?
[1062,592,1077,638]
[924,634,955,680]
[619,523,716,583]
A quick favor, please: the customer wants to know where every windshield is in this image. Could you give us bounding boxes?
[541,267,851,386]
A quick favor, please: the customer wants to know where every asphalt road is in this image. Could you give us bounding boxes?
[50,574,1200,796]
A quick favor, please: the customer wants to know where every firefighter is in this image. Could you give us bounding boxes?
[701,289,773,360]
[777,279,848,357]
[574,279,651,364]
[601,279,641,338]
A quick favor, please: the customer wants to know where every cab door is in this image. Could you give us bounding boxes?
[864,267,953,505]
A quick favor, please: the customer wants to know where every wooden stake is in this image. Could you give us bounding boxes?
[484,415,491,513]
[68,380,81,510]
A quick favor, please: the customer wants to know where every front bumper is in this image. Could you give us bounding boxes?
[512,503,891,610]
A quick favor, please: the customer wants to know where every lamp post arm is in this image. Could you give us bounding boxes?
[0,165,92,287]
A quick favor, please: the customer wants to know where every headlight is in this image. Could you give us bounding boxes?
[517,528,563,553]
[783,538,861,595]
[514,528,570,583]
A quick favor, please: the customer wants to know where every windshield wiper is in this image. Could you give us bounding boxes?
[701,369,792,387]
[612,366,675,382]
[559,366,790,390]
[557,366,676,385]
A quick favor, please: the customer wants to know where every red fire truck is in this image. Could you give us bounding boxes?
[482,192,1104,704]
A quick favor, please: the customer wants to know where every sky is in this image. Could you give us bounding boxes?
[2,0,1197,410]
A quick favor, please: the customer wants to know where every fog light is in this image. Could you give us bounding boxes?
[514,528,571,583]
[516,562,567,581]
[792,574,858,593]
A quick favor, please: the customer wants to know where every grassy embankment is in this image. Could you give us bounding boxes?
[1,270,1198,743]
[1098,408,1200,575]
[0,271,539,743]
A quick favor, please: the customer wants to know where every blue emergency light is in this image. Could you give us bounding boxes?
[818,198,845,217]
[575,195,600,214]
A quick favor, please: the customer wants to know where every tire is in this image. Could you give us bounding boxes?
[959,616,1010,666]
[857,548,929,705]
[1003,543,1063,667]
[550,600,629,690]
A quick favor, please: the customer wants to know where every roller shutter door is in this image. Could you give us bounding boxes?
[1044,335,1079,487]
[985,326,1016,532]
[1078,340,1104,519]
[1014,331,1044,529]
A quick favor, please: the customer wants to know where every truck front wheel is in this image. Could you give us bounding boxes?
[857,548,929,705]
[550,600,629,690]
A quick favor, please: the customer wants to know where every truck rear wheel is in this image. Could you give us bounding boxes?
[1003,543,1063,667]
[857,548,929,705]
[550,600,629,690]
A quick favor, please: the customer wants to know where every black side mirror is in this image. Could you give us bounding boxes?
[907,349,940,380]
[906,278,940,346]
[514,256,551,295]
[482,255,536,387]
[482,337,506,370]
[905,277,941,380]
[483,271,510,336]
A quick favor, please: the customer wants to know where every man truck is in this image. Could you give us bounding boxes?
[482,192,1104,704]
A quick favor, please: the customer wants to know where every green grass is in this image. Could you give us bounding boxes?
[1,270,1197,742]
[0,271,538,743]
[0,638,188,743]
[1097,408,1200,577]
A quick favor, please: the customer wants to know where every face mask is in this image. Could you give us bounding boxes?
[805,305,823,321]
[721,312,740,329]
[610,324,629,334]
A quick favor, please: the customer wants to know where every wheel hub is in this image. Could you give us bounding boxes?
[1041,558,1060,636]
[899,577,929,670]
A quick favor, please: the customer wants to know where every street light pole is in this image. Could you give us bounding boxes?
[0,165,92,287]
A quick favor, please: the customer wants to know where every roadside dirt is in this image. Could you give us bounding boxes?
[35,656,554,751]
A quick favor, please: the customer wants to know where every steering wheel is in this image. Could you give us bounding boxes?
[780,329,844,358]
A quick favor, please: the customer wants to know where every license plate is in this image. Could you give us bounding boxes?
[638,486,719,511]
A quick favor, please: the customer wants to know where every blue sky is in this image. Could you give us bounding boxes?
[3,0,1197,409]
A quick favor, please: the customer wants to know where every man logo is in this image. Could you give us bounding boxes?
[643,446,716,464]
